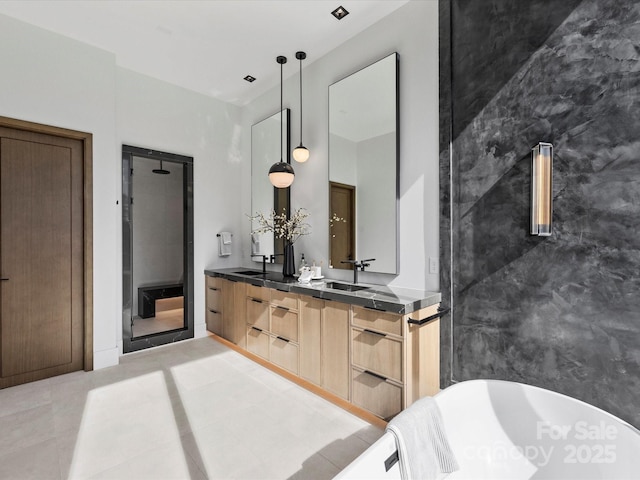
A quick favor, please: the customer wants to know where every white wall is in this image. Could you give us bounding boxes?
[116,68,244,346]
[0,14,244,368]
[0,14,121,368]
[241,0,439,292]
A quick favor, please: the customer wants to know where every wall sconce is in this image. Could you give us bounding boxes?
[269,55,295,188]
[292,51,310,163]
[531,142,553,236]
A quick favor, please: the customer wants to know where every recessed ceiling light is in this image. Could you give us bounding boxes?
[244,75,256,83]
[331,6,349,20]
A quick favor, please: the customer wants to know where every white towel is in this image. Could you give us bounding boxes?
[251,233,261,255]
[218,232,232,256]
[386,396,458,480]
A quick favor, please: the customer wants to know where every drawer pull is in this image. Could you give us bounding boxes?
[251,326,263,332]
[363,328,386,337]
[208,309,219,314]
[209,287,219,291]
[276,305,289,311]
[276,335,290,343]
[276,288,288,293]
[364,370,388,382]
[251,298,263,304]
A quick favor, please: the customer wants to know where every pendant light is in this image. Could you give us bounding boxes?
[292,51,310,163]
[269,55,295,188]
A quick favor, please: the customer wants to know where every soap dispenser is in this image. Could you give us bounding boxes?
[299,253,307,273]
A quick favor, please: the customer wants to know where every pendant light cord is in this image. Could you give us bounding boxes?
[299,56,303,145]
[280,60,283,162]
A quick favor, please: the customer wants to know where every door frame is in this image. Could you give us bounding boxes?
[121,145,194,353]
[0,116,94,371]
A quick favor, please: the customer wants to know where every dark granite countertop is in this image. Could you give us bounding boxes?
[205,268,441,315]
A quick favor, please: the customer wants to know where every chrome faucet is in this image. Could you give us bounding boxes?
[341,258,375,284]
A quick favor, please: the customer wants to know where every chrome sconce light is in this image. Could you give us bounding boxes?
[531,142,553,236]
[269,55,295,188]
[292,51,310,163]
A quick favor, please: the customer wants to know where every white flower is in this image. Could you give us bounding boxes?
[249,208,311,244]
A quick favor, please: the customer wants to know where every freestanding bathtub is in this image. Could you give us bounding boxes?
[336,379,640,479]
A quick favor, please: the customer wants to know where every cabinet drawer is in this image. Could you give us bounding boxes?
[206,276,223,290]
[352,306,402,337]
[246,297,269,330]
[271,289,298,310]
[247,284,269,302]
[246,326,269,359]
[270,336,299,374]
[352,328,402,382]
[206,286,223,311]
[352,368,402,420]
[206,309,223,336]
[271,307,298,342]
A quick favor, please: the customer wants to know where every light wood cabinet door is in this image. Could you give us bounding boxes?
[232,281,247,348]
[300,297,322,385]
[246,326,269,359]
[352,328,402,382]
[352,306,402,337]
[352,368,402,420]
[270,336,298,374]
[246,297,269,331]
[206,309,223,336]
[270,306,298,342]
[270,289,299,310]
[221,279,235,342]
[205,277,224,336]
[322,300,350,400]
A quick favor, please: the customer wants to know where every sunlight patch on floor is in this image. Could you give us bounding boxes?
[68,371,189,479]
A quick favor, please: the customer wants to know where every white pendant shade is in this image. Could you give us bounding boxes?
[292,145,309,163]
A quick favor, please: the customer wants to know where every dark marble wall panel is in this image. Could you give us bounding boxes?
[440,0,640,427]
[438,0,453,389]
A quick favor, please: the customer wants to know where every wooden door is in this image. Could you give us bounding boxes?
[0,127,85,388]
[329,182,355,270]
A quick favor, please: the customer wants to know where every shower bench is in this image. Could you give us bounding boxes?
[138,283,184,318]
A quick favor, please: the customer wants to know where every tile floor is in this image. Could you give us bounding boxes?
[0,336,382,479]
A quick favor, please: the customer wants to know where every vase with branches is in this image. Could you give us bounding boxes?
[250,208,310,276]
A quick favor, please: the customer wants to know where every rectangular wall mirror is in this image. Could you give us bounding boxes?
[251,109,290,263]
[329,52,399,274]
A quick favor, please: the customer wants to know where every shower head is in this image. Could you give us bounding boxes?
[152,160,170,175]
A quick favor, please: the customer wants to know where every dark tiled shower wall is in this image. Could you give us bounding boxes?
[439,0,640,427]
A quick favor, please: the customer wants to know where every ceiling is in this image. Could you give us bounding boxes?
[0,0,410,106]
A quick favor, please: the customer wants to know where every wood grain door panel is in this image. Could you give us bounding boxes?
[0,129,84,385]
[330,182,355,270]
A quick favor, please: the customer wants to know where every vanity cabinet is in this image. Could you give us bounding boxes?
[205,272,440,422]
[299,297,350,400]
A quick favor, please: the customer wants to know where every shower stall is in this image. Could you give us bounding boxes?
[122,145,194,353]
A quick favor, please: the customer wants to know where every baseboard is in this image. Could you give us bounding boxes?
[93,346,119,370]
[194,321,208,339]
